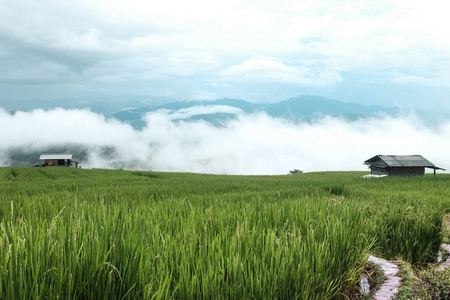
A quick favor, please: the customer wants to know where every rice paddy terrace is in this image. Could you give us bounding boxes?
[0,167,449,299]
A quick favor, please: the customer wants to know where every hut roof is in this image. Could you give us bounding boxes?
[364,155,444,170]
[40,154,74,160]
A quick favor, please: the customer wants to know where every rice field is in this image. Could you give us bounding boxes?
[0,167,448,299]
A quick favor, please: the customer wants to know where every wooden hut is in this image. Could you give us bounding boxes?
[364,155,444,177]
[39,154,80,168]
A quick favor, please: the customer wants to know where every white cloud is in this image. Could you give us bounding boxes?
[154,105,243,120]
[52,29,107,52]
[389,70,450,87]
[221,59,342,87]
[1,108,449,174]
[361,68,450,88]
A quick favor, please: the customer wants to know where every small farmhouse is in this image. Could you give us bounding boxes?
[364,155,444,177]
[39,154,80,168]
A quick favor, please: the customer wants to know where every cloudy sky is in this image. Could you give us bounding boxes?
[1,0,450,110]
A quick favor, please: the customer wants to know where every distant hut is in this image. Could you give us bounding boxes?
[364,155,444,177]
[38,154,80,168]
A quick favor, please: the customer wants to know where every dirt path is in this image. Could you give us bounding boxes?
[437,214,450,271]
[368,255,401,300]
[366,242,450,300]
[367,214,450,299]
[436,243,450,272]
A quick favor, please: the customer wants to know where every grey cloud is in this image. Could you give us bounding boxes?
[0,28,109,84]
[1,0,450,109]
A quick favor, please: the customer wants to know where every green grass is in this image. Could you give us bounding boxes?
[397,260,450,299]
[0,167,449,299]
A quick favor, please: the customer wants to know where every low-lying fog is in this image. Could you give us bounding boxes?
[1,108,448,175]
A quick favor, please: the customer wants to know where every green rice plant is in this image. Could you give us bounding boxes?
[0,167,448,299]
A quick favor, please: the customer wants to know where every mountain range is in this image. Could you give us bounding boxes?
[110,95,406,129]
[3,95,442,129]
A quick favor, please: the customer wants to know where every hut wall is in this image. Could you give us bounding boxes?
[44,159,72,167]
[389,167,425,177]
[370,167,389,176]
[45,159,59,166]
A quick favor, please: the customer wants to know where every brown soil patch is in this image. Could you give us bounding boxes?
[346,263,379,299]
[444,214,450,229]
[7,174,15,182]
